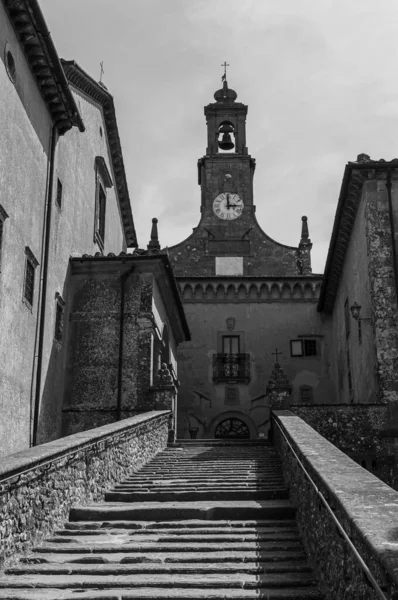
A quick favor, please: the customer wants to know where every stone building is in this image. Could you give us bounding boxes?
[167,80,398,487]
[0,0,137,456]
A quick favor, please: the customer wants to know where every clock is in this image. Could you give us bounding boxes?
[213,193,244,220]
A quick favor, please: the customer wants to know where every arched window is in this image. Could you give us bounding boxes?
[215,418,250,439]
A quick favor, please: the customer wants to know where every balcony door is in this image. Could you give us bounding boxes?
[222,335,240,355]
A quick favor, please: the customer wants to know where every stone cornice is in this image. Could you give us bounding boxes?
[2,0,84,135]
[318,159,398,314]
[61,60,137,247]
[177,276,322,303]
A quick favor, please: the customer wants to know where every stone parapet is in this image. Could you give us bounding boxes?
[273,410,398,600]
[0,411,169,570]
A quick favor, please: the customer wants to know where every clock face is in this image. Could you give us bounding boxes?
[213,193,244,220]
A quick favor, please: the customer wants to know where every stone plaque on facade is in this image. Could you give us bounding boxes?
[215,257,243,276]
[208,239,250,256]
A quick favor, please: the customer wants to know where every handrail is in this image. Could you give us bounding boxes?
[272,415,388,600]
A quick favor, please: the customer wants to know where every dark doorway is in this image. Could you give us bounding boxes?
[215,418,250,439]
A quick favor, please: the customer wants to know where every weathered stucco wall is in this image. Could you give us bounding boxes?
[331,184,377,405]
[0,411,169,570]
[0,6,52,457]
[36,88,127,445]
[176,299,335,438]
[274,411,398,600]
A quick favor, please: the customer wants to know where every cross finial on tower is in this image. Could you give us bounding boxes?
[272,348,282,364]
[221,61,229,82]
[100,61,104,83]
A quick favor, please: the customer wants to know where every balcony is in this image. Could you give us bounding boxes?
[213,354,250,383]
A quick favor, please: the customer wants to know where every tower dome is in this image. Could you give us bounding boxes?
[214,80,237,103]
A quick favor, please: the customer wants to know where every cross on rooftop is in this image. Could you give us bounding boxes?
[221,61,229,81]
[272,348,282,363]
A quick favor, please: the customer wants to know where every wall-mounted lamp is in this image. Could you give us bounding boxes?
[349,302,373,324]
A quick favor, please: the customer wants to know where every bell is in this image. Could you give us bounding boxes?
[218,132,234,151]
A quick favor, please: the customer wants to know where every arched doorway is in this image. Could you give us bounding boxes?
[215,418,250,439]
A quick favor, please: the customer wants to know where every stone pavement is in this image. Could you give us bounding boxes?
[0,441,324,599]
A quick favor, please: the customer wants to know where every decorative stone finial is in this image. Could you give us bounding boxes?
[155,363,173,386]
[357,153,371,163]
[147,218,160,252]
[300,216,311,244]
[214,80,237,103]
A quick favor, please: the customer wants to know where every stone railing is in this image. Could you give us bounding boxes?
[273,410,398,600]
[0,410,169,570]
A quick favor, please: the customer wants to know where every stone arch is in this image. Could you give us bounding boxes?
[292,283,303,300]
[208,411,258,439]
[281,283,291,300]
[238,284,247,300]
[270,283,280,300]
[216,283,225,300]
[226,284,236,301]
[183,283,193,301]
[303,283,313,300]
[248,283,258,300]
[194,283,204,300]
[259,283,269,300]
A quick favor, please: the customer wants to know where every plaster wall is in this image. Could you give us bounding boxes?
[152,279,178,372]
[331,188,377,405]
[0,8,53,457]
[176,300,335,438]
[36,89,126,444]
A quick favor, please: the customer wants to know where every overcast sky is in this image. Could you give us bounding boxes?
[41,0,398,273]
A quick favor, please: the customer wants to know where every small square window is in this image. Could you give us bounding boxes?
[56,178,63,208]
[299,385,314,402]
[304,339,317,356]
[23,247,38,308]
[291,340,303,356]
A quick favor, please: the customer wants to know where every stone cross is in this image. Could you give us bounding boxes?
[221,61,229,81]
[272,348,282,363]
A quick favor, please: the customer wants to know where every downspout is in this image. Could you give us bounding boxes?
[117,265,135,421]
[32,124,58,446]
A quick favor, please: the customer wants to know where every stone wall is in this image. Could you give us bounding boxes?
[0,411,169,570]
[273,410,398,600]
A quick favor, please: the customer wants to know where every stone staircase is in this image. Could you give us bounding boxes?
[0,441,324,599]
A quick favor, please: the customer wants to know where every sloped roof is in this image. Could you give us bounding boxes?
[61,60,137,248]
[318,156,398,314]
[2,0,84,135]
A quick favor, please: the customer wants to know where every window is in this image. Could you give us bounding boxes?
[4,43,16,83]
[23,247,38,307]
[94,156,113,251]
[299,385,314,402]
[222,335,240,354]
[0,205,9,271]
[291,339,318,357]
[54,293,65,343]
[56,178,63,208]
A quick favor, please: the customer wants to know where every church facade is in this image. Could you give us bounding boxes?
[168,80,398,487]
[168,80,332,440]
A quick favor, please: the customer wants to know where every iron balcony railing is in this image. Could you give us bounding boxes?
[213,353,250,383]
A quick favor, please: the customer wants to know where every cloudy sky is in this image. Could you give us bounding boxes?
[41,0,398,273]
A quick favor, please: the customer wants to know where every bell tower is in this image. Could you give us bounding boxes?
[198,72,256,217]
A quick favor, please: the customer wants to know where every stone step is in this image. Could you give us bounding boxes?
[0,588,323,599]
[60,525,298,535]
[104,489,289,502]
[6,560,312,575]
[69,500,296,522]
[110,486,285,492]
[20,549,308,565]
[64,519,298,530]
[33,540,304,554]
[46,531,301,544]
[0,572,318,589]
